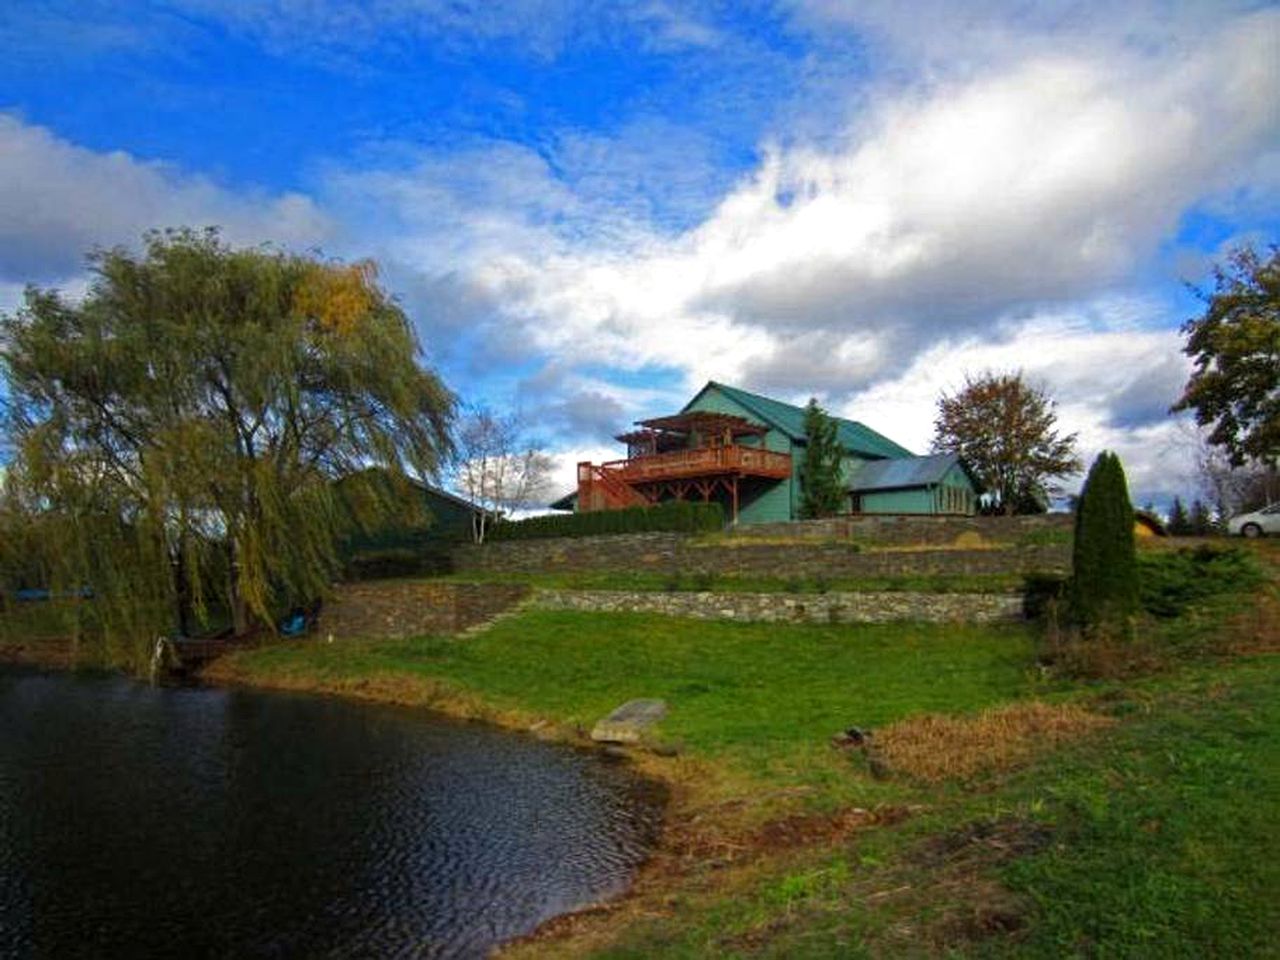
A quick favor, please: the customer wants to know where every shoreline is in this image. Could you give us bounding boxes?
[0,637,81,671]
[200,646,917,958]
[1,641,745,956]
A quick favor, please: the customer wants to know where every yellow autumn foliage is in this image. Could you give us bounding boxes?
[291,259,380,336]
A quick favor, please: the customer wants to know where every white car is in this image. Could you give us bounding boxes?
[1228,504,1280,538]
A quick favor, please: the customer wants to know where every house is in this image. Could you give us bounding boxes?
[1134,509,1168,538]
[336,469,488,547]
[561,381,980,524]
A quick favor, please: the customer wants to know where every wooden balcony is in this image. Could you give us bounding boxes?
[604,444,792,483]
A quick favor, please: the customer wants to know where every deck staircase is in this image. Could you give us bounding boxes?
[577,462,651,512]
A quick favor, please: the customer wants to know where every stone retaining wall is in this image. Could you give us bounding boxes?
[533,589,1025,624]
[320,581,529,639]
[452,535,1070,578]
[732,513,1072,546]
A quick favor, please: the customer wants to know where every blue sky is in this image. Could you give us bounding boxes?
[1,1,1277,503]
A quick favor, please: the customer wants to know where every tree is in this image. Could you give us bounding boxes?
[451,406,553,543]
[932,372,1080,515]
[1188,499,1215,536]
[1071,451,1138,630]
[1173,245,1279,469]
[1189,424,1278,518]
[800,398,845,518]
[1167,495,1191,536]
[0,228,454,666]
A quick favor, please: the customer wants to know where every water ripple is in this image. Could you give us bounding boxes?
[0,667,664,959]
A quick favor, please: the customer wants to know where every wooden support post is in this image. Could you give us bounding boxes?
[731,475,739,526]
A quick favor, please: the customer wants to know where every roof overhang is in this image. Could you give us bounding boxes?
[615,410,769,445]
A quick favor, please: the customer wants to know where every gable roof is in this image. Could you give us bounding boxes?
[684,381,915,459]
[548,490,578,511]
[335,467,488,516]
[848,453,977,492]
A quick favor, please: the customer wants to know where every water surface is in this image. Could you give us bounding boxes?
[0,667,662,958]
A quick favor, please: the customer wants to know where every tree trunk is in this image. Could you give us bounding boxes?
[227,539,250,637]
[172,541,191,638]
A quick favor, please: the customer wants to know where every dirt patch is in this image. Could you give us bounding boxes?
[913,817,1052,868]
[0,637,78,669]
[661,802,912,867]
[874,701,1114,783]
[911,818,1049,947]
[510,802,918,957]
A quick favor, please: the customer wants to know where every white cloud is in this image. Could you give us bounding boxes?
[836,315,1197,500]
[345,10,1271,379]
[787,0,1264,77]
[8,4,1271,512]
[311,8,1275,491]
[0,114,332,282]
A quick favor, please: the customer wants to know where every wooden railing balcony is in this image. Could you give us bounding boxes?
[603,444,792,482]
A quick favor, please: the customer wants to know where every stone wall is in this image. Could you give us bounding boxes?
[452,531,1070,578]
[731,513,1073,546]
[319,581,529,639]
[533,589,1025,624]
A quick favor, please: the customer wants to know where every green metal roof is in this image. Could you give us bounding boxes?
[848,453,971,492]
[685,381,915,459]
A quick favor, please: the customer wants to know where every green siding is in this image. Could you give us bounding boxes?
[685,387,794,523]
[860,488,938,514]
[605,383,977,523]
[421,488,479,539]
[937,463,977,515]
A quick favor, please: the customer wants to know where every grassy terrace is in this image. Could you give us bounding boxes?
[207,540,1280,957]
[431,569,1031,594]
[215,616,1039,805]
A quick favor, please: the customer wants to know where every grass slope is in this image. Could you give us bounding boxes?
[213,541,1279,958]
[233,615,1037,789]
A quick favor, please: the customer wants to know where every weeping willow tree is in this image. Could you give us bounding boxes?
[0,228,454,670]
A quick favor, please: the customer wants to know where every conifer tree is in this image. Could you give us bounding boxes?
[1071,452,1138,630]
[800,399,845,518]
[1189,499,1215,536]
[1167,496,1191,536]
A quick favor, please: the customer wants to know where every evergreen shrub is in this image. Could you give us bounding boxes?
[1070,452,1139,629]
[1137,544,1262,618]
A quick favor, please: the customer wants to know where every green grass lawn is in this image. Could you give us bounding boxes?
[233,613,1039,792]
[999,658,1279,958]
[585,655,1278,959]
[216,541,1279,958]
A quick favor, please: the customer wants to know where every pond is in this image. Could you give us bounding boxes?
[0,667,664,958]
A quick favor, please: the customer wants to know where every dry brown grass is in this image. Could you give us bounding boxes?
[1225,541,1280,654]
[875,701,1114,783]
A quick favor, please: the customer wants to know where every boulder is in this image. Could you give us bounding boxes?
[591,698,668,744]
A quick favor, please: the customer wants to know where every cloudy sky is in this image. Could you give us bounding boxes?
[2,1,1277,505]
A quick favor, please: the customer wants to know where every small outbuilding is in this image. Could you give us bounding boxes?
[1134,509,1168,538]
[846,453,980,516]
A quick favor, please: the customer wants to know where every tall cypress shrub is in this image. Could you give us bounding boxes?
[1071,451,1139,629]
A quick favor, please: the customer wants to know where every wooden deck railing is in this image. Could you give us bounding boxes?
[603,445,792,482]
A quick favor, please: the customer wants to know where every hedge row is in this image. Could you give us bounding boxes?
[487,501,725,540]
